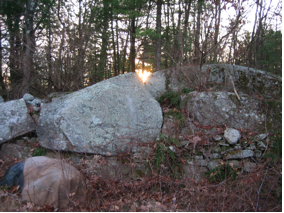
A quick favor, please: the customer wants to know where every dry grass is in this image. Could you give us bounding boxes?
[83,158,281,212]
[0,150,281,212]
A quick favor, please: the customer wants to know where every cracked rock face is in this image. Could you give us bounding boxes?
[182,91,279,133]
[0,99,37,144]
[37,73,163,155]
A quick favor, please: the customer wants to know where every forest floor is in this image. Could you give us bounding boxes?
[0,99,282,212]
[0,153,282,212]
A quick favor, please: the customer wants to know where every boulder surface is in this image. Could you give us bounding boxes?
[145,71,167,99]
[37,73,163,155]
[182,91,281,133]
[148,64,282,99]
[21,156,86,208]
[0,99,36,144]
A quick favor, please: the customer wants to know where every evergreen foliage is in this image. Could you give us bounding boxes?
[0,0,281,100]
[158,91,181,109]
[150,134,184,179]
[206,163,238,183]
[256,30,282,75]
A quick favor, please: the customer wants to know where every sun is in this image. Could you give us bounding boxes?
[135,70,151,83]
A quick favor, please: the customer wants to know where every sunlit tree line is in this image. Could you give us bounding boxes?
[0,0,281,99]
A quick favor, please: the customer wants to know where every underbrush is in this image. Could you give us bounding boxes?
[158,88,193,109]
[0,148,281,212]
[0,91,282,211]
[148,134,185,180]
[84,158,281,212]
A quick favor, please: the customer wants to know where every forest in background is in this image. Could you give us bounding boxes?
[0,0,282,100]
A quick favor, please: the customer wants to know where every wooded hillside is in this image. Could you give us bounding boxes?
[0,0,282,99]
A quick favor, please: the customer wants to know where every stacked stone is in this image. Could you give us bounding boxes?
[182,127,269,180]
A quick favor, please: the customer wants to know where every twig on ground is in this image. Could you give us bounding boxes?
[225,64,240,100]
[200,178,229,189]
[262,174,281,210]
[261,100,269,159]
[159,170,163,204]
[256,163,270,211]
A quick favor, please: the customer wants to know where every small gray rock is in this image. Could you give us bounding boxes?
[183,164,209,181]
[23,93,34,101]
[228,160,240,168]
[221,148,234,155]
[244,161,256,172]
[218,141,230,146]
[179,141,191,148]
[257,141,267,150]
[32,114,39,120]
[254,150,262,158]
[32,99,41,107]
[0,96,4,103]
[207,160,219,170]
[224,128,241,144]
[33,107,41,112]
[234,144,242,149]
[213,146,221,153]
[26,99,41,111]
[247,144,256,150]
[194,155,203,160]
[209,153,221,159]
[15,139,25,145]
[186,159,208,167]
[254,133,268,141]
[0,143,32,160]
[213,135,223,141]
[30,137,38,145]
[224,150,254,159]
[168,146,175,153]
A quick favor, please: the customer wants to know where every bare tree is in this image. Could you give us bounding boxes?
[21,0,38,96]
[155,0,162,71]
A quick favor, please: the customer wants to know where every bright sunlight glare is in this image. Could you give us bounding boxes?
[135,70,151,83]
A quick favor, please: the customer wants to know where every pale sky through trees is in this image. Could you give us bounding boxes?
[70,0,281,33]
[0,0,281,99]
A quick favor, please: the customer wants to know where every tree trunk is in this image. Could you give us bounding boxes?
[143,7,150,71]
[174,0,182,65]
[155,0,162,71]
[47,11,53,92]
[21,0,37,97]
[194,0,203,64]
[130,15,136,72]
[111,10,118,76]
[122,32,129,74]
[164,0,170,68]
[181,0,193,64]
[116,19,120,75]
[0,23,5,96]
[213,0,221,63]
[77,0,85,88]
[98,0,109,80]
[248,0,259,68]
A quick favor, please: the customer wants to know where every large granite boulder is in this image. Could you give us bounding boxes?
[37,73,163,155]
[147,64,281,99]
[181,91,281,133]
[0,99,36,144]
[145,71,167,99]
[202,64,282,99]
